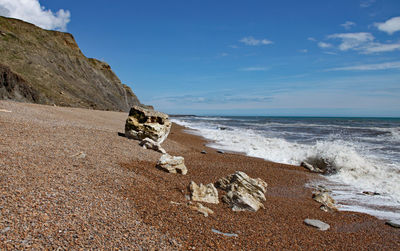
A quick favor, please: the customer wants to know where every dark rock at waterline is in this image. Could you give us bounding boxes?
[301,161,323,173]
[302,157,338,175]
[362,191,381,196]
[217,150,225,154]
[386,221,400,228]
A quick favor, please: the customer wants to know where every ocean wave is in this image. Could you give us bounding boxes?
[172,118,400,205]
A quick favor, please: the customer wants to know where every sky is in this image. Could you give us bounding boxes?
[1,0,400,116]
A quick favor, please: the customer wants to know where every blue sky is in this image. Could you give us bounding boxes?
[1,0,400,116]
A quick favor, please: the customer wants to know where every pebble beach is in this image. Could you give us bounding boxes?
[0,100,399,250]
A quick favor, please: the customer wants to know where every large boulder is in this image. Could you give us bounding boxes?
[216,171,268,212]
[156,154,187,175]
[189,181,219,204]
[125,106,171,143]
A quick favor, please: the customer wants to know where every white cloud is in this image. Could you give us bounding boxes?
[360,0,376,8]
[308,37,317,42]
[341,21,356,30]
[239,36,273,46]
[328,32,374,51]
[328,61,400,71]
[363,42,400,53]
[318,42,332,48]
[374,16,400,35]
[0,0,70,31]
[326,32,400,54]
[239,67,269,72]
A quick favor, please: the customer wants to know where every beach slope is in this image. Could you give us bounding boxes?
[0,100,398,250]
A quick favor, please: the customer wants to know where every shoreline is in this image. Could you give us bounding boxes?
[0,101,399,250]
[124,123,400,249]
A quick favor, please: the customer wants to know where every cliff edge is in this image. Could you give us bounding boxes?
[0,16,141,111]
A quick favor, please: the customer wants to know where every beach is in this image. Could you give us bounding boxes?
[0,100,399,250]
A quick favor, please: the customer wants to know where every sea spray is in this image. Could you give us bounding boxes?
[172,116,400,221]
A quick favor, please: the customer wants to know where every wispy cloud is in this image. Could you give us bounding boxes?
[326,32,400,54]
[239,67,269,72]
[374,16,400,35]
[363,42,400,53]
[218,52,229,57]
[327,61,400,71]
[239,36,273,46]
[229,45,239,49]
[360,0,376,8]
[328,32,374,51]
[308,37,317,42]
[341,21,356,30]
[0,0,70,31]
[299,49,308,53]
[318,42,332,48]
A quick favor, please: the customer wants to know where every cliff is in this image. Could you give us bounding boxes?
[0,16,141,111]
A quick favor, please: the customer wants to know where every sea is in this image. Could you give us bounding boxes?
[171,116,400,223]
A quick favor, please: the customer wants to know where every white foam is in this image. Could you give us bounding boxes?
[172,118,400,221]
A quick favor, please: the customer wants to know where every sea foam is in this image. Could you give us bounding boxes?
[172,117,400,221]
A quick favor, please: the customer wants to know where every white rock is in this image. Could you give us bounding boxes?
[125,106,171,144]
[313,191,337,211]
[301,161,323,173]
[189,202,214,217]
[304,219,330,231]
[189,181,219,204]
[139,137,166,154]
[156,154,187,175]
[216,171,268,212]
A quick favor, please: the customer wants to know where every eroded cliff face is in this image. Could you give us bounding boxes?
[0,16,141,111]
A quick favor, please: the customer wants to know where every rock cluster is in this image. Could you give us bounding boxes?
[156,154,188,175]
[125,106,171,144]
[216,171,268,212]
[189,181,219,204]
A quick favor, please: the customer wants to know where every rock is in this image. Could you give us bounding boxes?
[302,157,338,175]
[217,150,225,154]
[386,220,400,228]
[189,181,219,204]
[1,227,10,234]
[139,137,166,154]
[211,228,238,237]
[363,191,380,196]
[125,106,171,144]
[0,109,11,113]
[304,219,330,231]
[301,161,323,173]
[201,150,207,154]
[156,154,187,175]
[189,202,214,217]
[71,152,86,159]
[312,191,337,211]
[216,171,268,212]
